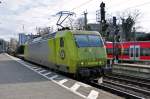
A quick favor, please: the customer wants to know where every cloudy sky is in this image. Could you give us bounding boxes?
[0,0,150,41]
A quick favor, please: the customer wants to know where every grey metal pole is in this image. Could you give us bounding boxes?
[133,27,136,63]
[113,17,116,64]
[84,11,88,30]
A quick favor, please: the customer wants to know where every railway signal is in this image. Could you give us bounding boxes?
[96,2,108,37]
[100,2,105,21]
[100,2,107,35]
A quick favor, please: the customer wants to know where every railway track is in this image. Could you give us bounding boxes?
[89,73,150,99]
[90,80,145,99]
[109,73,150,83]
[104,75,150,91]
[104,80,150,98]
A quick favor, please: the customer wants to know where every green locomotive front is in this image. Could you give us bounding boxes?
[24,30,107,78]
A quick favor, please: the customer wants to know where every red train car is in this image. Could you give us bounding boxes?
[105,41,150,63]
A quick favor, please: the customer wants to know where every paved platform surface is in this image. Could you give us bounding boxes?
[0,53,123,99]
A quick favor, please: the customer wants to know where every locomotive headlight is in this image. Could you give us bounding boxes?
[81,62,84,65]
[99,61,101,64]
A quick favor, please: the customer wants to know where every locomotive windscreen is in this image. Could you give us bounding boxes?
[74,34,103,47]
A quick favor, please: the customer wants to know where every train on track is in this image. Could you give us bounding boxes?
[23,30,107,78]
[106,41,150,63]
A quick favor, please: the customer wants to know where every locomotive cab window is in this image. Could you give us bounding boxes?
[74,34,103,47]
[60,37,64,47]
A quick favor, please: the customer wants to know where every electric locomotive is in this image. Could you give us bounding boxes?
[24,30,107,78]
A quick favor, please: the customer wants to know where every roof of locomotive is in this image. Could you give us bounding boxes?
[58,30,100,35]
[29,30,101,43]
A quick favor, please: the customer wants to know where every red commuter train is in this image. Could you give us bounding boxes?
[105,41,150,63]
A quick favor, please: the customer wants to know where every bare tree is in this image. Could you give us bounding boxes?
[37,27,53,35]
[74,17,85,30]
[119,10,141,41]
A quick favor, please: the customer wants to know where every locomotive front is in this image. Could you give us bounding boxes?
[72,31,107,78]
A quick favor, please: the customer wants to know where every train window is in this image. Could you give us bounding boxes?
[146,48,150,56]
[60,37,64,47]
[135,48,139,57]
[74,35,88,47]
[140,48,143,56]
[106,48,113,54]
[88,35,103,47]
[123,48,129,55]
[142,48,150,56]
[116,48,121,55]
[131,48,134,57]
[74,34,103,47]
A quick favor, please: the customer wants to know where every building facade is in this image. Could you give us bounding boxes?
[19,33,27,45]
[0,39,7,53]
[19,33,39,45]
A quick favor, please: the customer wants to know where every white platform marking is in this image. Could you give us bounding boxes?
[39,70,46,73]
[31,67,38,69]
[71,83,80,91]
[58,79,68,84]
[34,68,41,71]
[43,72,51,76]
[87,90,99,99]
[76,82,91,88]
[50,75,58,80]
[6,54,100,99]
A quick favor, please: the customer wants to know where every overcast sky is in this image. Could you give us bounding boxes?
[0,0,150,41]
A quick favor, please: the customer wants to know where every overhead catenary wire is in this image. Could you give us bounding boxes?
[70,0,96,11]
[104,1,150,23]
[70,0,150,18]
[107,1,150,11]
[126,1,150,9]
[107,0,134,9]
[50,0,150,30]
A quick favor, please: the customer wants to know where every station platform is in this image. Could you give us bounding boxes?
[116,63,150,68]
[0,53,122,99]
[113,63,150,79]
